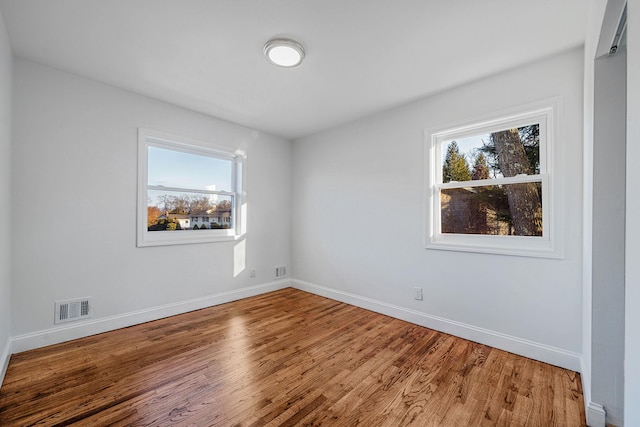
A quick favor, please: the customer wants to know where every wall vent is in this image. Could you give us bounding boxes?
[55,297,92,324]
[275,265,287,279]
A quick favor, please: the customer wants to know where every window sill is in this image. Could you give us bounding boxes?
[137,229,240,247]
[425,234,562,259]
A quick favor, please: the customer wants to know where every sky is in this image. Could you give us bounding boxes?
[148,146,232,192]
[442,134,490,165]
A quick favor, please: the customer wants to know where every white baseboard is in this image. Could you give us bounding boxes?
[0,337,10,390]
[291,279,582,372]
[582,358,608,427]
[11,280,290,354]
[581,356,594,423]
[586,402,606,427]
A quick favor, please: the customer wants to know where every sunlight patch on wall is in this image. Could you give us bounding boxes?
[233,238,246,278]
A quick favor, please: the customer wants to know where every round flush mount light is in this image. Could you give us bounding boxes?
[264,38,305,68]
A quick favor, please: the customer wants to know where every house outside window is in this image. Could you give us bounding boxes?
[425,100,562,258]
[137,129,245,247]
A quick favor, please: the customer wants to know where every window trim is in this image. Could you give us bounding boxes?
[137,128,245,247]
[424,100,563,258]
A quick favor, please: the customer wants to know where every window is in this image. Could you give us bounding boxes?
[137,129,244,247]
[425,101,561,257]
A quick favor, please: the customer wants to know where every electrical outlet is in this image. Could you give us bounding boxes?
[250,268,256,278]
[414,287,423,301]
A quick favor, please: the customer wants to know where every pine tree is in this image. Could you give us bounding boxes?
[442,141,471,183]
[471,152,490,180]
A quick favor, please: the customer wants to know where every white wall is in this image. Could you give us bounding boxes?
[625,0,640,425]
[0,9,12,383]
[583,2,607,425]
[592,46,626,426]
[10,59,292,348]
[292,48,584,369]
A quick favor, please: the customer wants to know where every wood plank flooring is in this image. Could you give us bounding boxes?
[0,288,586,426]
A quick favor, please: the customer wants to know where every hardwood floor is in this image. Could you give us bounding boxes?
[0,288,586,426]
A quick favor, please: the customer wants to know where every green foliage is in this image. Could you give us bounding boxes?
[518,124,540,173]
[147,217,182,231]
[443,141,471,183]
[192,224,199,230]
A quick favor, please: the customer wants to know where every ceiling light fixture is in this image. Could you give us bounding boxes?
[264,38,305,68]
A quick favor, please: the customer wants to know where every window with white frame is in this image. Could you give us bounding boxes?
[425,101,561,257]
[137,129,244,247]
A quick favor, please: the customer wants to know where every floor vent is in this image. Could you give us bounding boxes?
[55,297,92,324]
[275,265,287,279]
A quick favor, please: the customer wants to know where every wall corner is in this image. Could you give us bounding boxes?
[0,337,10,390]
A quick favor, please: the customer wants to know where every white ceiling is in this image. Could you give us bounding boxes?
[0,0,587,140]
